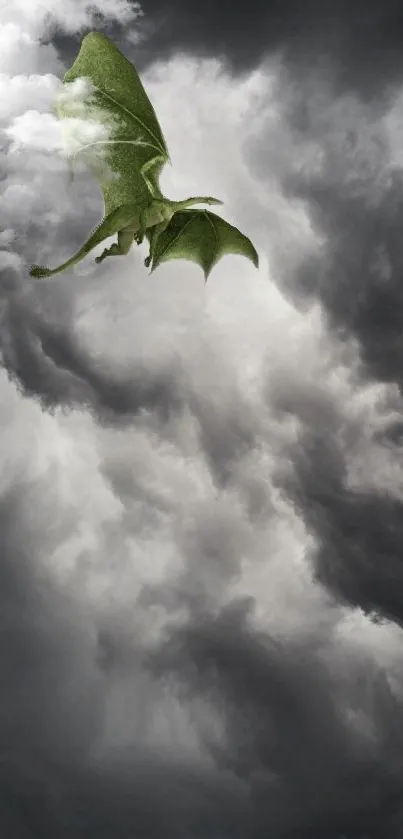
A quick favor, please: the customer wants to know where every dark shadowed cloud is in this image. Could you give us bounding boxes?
[135,0,403,97]
[150,601,403,839]
[49,0,403,97]
[140,0,403,95]
[249,72,403,630]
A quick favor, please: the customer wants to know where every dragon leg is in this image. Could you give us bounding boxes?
[144,218,171,268]
[94,229,134,264]
[134,208,148,245]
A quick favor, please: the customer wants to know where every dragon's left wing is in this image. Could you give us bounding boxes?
[57,31,170,214]
[147,210,259,280]
[29,32,170,278]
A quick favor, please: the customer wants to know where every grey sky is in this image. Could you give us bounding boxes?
[2,0,403,837]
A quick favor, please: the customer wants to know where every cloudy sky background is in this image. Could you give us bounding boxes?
[2,0,403,836]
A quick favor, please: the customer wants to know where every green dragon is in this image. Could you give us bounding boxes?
[29,32,259,281]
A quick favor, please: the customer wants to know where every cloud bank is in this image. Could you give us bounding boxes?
[1,0,403,837]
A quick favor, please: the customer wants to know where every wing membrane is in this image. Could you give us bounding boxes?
[57,32,170,214]
[148,210,259,280]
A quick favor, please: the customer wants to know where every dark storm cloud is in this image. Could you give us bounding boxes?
[280,100,403,624]
[149,600,403,839]
[4,549,403,839]
[288,157,403,390]
[277,422,403,626]
[0,486,103,838]
[48,0,403,96]
[141,0,403,98]
[0,504,247,839]
[230,37,403,628]
[0,268,184,421]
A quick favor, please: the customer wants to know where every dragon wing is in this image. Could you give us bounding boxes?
[30,32,171,277]
[57,31,170,214]
[147,209,259,280]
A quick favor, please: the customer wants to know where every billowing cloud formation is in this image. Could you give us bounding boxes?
[2,0,403,838]
[245,66,403,629]
[123,0,403,97]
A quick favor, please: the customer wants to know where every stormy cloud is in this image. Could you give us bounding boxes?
[126,0,403,97]
[2,0,403,837]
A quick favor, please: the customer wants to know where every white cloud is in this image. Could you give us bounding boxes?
[0,0,140,37]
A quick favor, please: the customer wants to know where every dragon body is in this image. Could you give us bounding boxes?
[29,32,259,281]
